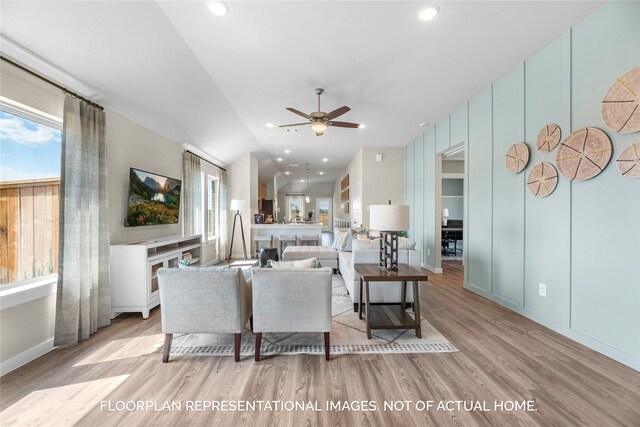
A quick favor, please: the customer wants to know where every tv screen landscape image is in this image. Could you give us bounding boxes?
[126,168,181,227]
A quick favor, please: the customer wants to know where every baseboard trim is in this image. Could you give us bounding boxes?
[0,338,54,376]
[422,263,443,274]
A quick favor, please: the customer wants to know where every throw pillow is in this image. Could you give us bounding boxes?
[332,230,349,250]
[266,257,319,269]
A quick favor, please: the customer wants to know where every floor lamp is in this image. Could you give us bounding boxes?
[228,199,248,260]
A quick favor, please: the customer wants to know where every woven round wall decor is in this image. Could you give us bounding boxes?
[536,124,562,152]
[616,143,640,178]
[556,127,612,181]
[601,66,640,133]
[506,142,530,174]
[527,162,558,198]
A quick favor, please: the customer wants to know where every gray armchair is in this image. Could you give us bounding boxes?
[157,267,252,362]
[251,267,332,361]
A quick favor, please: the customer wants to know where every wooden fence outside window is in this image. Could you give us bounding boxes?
[0,178,59,285]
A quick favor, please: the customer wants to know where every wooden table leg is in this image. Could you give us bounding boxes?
[413,281,421,338]
[358,277,364,320]
[366,280,371,339]
[401,281,407,310]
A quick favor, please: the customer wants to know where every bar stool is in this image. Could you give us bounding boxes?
[279,235,297,258]
[254,235,273,258]
[299,235,319,246]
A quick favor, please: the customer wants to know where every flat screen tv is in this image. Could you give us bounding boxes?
[125,168,181,227]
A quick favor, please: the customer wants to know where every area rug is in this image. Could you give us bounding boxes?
[154,275,458,358]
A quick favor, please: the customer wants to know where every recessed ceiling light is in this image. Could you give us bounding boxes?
[208,0,229,16]
[265,122,276,128]
[319,171,324,175]
[285,171,290,175]
[358,124,366,129]
[284,149,291,154]
[418,5,439,21]
[276,158,283,162]
[322,158,328,162]
[419,123,429,128]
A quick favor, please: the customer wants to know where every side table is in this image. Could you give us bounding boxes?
[354,264,428,339]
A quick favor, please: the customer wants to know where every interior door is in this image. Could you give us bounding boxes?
[316,198,332,230]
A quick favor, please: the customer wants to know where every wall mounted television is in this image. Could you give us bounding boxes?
[125,168,181,227]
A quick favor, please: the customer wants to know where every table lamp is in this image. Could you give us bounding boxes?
[442,208,450,227]
[369,203,410,271]
[228,199,247,260]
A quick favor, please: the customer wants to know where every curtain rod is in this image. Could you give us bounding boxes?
[185,150,226,172]
[1,55,104,111]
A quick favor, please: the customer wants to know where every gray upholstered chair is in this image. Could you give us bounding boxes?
[157,267,252,363]
[251,267,332,361]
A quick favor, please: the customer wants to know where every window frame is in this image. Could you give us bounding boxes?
[204,174,219,241]
[0,97,62,301]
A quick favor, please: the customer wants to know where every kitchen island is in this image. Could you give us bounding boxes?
[251,223,324,255]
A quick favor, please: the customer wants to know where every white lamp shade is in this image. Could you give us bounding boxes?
[230,199,245,211]
[369,205,410,231]
[442,208,450,218]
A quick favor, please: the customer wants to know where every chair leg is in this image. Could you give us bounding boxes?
[162,333,173,363]
[255,333,262,361]
[249,315,254,332]
[324,332,330,361]
[234,333,241,362]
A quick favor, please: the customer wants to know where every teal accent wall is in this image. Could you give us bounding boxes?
[435,115,451,153]
[423,128,437,268]
[404,2,640,369]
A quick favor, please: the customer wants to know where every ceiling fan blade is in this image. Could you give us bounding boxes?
[286,107,311,119]
[326,106,350,120]
[328,121,360,128]
[279,122,309,127]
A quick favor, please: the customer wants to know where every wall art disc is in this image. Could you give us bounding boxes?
[616,142,640,178]
[506,142,530,174]
[527,162,558,198]
[556,127,612,181]
[536,124,562,152]
[601,66,640,133]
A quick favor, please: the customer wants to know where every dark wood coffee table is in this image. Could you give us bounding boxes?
[354,264,428,339]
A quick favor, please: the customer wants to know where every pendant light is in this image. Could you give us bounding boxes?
[305,164,310,203]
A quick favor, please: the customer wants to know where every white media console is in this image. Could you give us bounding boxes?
[110,234,202,319]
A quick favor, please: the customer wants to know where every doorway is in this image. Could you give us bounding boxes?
[316,198,332,230]
[438,144,465,270]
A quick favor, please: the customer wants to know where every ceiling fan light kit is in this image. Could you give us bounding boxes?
[280,88,362,136]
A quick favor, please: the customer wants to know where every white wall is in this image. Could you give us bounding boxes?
[227,153,258,258]
[106,110,183,244]
[334,147,405,229]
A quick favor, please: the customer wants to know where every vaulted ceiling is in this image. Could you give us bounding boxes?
[0,1,604,185]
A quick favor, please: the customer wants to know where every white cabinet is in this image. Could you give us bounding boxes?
[110,235,201,319]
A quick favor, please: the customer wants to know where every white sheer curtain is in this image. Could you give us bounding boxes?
[218,169,229,261]
[55,94,110,346]
[182,152,202,237]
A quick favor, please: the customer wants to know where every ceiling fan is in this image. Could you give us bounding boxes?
[280,88,362,136]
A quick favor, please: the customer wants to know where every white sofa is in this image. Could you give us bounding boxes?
[338,240,421,312]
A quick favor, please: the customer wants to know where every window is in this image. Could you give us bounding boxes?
[0,100,62,288]
[286,195,304,221]
[206,175,219,240]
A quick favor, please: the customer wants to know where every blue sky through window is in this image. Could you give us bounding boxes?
[0,110,61,182]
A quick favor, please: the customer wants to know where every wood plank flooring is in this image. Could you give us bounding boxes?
[1,261,638,426]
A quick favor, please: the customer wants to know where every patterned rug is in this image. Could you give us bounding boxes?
[155,275,458,358]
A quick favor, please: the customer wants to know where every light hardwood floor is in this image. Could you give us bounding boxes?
[1,261,638,426]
